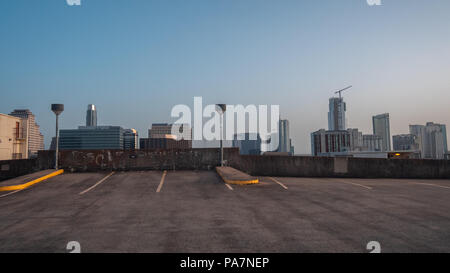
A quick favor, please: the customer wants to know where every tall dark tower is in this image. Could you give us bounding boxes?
[86,104,97,127]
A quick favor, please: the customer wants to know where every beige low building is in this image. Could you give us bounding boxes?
[9,109,44,158]
[0,113,28,160]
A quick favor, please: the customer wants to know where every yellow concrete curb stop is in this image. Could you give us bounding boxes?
[0,169,64,192]
[216,167,259,185]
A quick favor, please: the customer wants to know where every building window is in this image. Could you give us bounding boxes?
[15,122,20,139]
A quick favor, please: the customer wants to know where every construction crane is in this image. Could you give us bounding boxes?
[334,85,352,99]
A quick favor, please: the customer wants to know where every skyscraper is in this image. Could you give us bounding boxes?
[86,104,97,127]
[148,123,191,140]
[9,109,44,157]
[372,113,391,151]
[123,129,138,150]
[232,133,261,155]
[141,123,192,149]
[409,122,448,159]
[393,134,419,151]
[277,119,291,153]
[328,97,346,131]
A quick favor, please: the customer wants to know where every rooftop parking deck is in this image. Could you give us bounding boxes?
[0,170,449,253]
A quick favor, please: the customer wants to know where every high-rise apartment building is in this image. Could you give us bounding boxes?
[149,123,192,140]
[148,123,172,138]
[141,123,192,149]
[372,113,391,151]
[123,129,138,150]
[409,122,448,159]
[328,97,346,131]
[232,133,262,155]
[347,128,363,151]
[311,129,351,156]
[362,134,383,152]
[393,134,419,151]
[86,104,97,127]
[9,109,44,158]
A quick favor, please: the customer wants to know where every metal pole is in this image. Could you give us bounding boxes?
[51,104,64,170]
[55,115,59,170]
[216,104,226,167]
[220,114,223,166]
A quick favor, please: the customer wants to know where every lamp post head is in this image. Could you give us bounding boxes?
[51,104,64,116]
[216,104,227,114]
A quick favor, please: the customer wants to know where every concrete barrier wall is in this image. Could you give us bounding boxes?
[229,155,335,177]
[38,148,240,172]
[346,157,450,178]
[0,159,38,181]
[36,149,450,178]
[230,155,450,179]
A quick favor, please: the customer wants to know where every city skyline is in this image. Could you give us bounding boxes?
[1,92,448,155]
[1,0,450,153]
[2,1,450,257]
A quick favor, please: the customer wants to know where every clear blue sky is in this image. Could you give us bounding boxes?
[1,0,449,153]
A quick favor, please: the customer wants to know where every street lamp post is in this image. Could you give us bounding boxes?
[51,104,64,170]
[216,104,227,167]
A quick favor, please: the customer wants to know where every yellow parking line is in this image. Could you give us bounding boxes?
[269,177,288,190]
[79,171,115,195]
[156,171,167,193]
[0,169,64,192]
[410,182,450,189]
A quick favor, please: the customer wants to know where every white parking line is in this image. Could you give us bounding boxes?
[225,184,233,191]
[269,177,288,190]
[79,172,115,195]
[156,171,167,193]
[0,189,24,198]
[335,179,373,190]
[410,182,450,189]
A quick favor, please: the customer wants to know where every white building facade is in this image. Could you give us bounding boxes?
[410,122,448,159]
